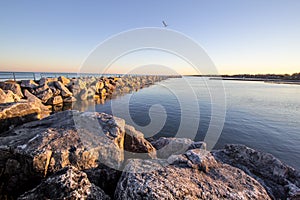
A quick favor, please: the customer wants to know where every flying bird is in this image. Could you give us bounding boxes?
[162,21,168,27]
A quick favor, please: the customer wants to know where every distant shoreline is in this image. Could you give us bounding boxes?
[209,77,300,85]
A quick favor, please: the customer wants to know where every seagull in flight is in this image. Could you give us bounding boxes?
[162,21,168,27]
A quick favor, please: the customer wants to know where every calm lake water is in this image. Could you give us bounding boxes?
[82,77,300,170]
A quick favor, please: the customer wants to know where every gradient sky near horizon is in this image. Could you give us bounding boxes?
[0,0,300,75]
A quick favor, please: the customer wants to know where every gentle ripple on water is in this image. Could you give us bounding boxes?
[83,77,300,170]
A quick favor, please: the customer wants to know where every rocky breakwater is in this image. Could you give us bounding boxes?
[0,75,171,133]
[0,110,299,199]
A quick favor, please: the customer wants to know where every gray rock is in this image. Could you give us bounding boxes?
[58,76,70,86]
[39,77,58,86]
[24,89,42,103]
[49,85,61,96]
[124,124,156,159]
[84,165,121,197]
[54,81,72,97]
[79,88,89,100]
[20,80,39,89]
[151,137,206,158]
[0,111,125,196]
[0,101,50,133]
[68,83,81,97]
[34,84,49,94]
[63,96,77,103]
[36,87,53,103]
[115,150,271,200]
[18,166,110,200]
[0,88,20,103]
[0,81,23,98]
[213,144,300,199]
[46,95,63,105]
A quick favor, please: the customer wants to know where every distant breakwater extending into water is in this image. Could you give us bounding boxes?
[0,74,179,132]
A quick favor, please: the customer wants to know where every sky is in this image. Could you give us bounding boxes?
[0,0,300,75]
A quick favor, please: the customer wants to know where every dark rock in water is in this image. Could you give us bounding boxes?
[79,88,89,100]
[151,137,206,159]
[0,88,20,103]
[68,84,81,98]
[0,110,125,197]
[46,95,63,105]
[18,166,110,200]
[0,101,50,133]
[78,88,95,100]
[213,144,300,199]
[20,80,38,89]
[0,81,23,98]
[63,96,77,103]
[124,124,156,159]
[114,149,271,200]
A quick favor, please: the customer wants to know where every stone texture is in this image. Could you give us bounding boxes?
[58,76,70,86]
[54,81,72,97]
[151,137,206,158]
[36,87,53,103]
[115,149,271,200]
[18,166,110,200]
[213,144,300,200]
[0,88,20,103]
[124,124,156,159]
[84,165,121,197]
[0,110,125,197]
[46,95,63,105]
[39,77,58,86]
[0,81,23,98]
[24,89,42,103]
[0,101,50,133]
[20,80,39,89]
[63,96,77,103]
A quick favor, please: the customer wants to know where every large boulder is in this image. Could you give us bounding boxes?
[0,101,50,133]
[124,124,156,159]
[18,166,110,200]
[0,110,125,197]
[0,81,23,98]
[115,149,271,200]
[213,144,300,199]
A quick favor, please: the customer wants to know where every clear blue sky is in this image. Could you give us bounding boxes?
[0,0,299,74]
